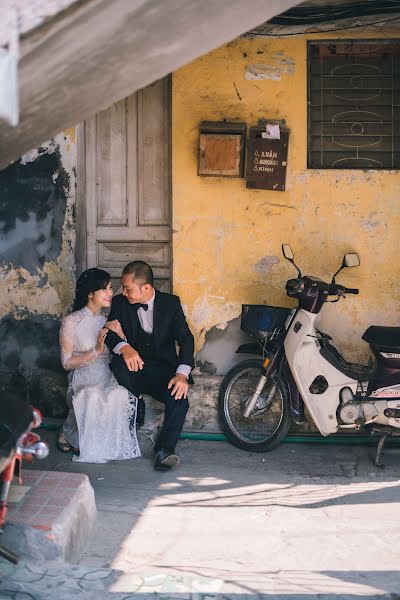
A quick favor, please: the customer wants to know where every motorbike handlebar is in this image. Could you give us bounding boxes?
[333,284,359,295]
[286,278,359,299]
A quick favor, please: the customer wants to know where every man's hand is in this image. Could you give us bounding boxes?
[168,373,188,400]
[120,345,144,372]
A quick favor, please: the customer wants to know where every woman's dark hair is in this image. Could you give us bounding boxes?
[73,268,111,311]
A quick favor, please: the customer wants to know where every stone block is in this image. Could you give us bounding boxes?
[2,470,97,562]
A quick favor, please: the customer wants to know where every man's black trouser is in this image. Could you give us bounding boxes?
[111,356,189,452]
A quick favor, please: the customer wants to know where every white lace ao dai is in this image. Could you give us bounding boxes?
[60,307,140,463]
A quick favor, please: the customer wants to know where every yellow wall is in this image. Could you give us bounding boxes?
[172,30,400,362]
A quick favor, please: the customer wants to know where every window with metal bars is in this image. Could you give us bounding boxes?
[308,40,400,169]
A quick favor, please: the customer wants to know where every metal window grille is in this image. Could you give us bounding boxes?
[308,40,400,169]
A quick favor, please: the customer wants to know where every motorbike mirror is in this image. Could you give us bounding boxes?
[332,251,360,284]
[343,253,360,268]
[282,244,302,277]
[282,244,294,260]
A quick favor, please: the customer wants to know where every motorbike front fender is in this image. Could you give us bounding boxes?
[236,342,274,356]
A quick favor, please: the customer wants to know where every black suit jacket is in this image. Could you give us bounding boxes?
[105,290,195,380]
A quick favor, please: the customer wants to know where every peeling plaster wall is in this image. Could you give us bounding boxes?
[172,29,400,374]
[0,131,76,415]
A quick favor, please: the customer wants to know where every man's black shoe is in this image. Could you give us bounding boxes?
[136,395,145,428]
[154,449,180,471]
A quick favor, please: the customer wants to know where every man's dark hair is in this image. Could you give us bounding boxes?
[123,261,154,286]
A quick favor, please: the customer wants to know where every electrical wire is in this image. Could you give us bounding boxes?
[246,13,400,37]
[270,1,400,26]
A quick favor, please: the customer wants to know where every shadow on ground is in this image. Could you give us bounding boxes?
[1,429,399,598]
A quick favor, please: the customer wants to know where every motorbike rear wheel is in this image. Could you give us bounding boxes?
[218,358,291,452]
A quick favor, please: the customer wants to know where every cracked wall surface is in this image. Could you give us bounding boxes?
[0,131,76,414]
[2,26,400,420]
[172,30,400,371]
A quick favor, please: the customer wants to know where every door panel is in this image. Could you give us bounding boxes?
[138,79,171,226]
[96,100,128,226]
[99,242,170,273]
[85,77,171,292]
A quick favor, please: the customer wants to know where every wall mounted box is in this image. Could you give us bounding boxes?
[245,122,290,191]
[198,121,246,177]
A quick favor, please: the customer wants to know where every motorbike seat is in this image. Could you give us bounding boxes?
[362,326,400,351]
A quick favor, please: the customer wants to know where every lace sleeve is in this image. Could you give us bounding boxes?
[60,314,98,371]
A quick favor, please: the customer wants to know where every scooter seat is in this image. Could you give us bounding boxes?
[362,326,400,351]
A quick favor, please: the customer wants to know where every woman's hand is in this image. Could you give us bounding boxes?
[105,319,126,340]
[96,328,108,355]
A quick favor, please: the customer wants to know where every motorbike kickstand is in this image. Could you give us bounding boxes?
[374,435,387,468]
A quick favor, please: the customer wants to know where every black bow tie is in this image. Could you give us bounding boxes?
[132,303,148,311]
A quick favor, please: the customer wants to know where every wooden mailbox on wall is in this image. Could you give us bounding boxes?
[198,121,246,177]
[245,122,290,191]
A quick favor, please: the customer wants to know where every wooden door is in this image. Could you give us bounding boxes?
[84,77,171,292]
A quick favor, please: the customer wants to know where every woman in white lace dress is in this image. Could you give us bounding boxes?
[57,268,140,463]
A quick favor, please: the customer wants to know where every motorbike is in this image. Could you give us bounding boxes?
[0,391,49,563]
[218,245,400,467]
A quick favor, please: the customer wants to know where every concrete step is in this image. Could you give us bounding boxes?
[2,470,96,563]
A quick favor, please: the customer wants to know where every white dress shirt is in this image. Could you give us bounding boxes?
[113,291,191,379]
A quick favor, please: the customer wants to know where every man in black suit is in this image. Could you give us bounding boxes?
[105,261,194,471]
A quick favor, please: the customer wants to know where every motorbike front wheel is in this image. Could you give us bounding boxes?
[218,358,291,452]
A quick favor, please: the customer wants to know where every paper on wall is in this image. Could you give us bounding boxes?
[263,124,281,139]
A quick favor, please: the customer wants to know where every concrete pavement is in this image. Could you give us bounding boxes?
[1,429,400,599]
